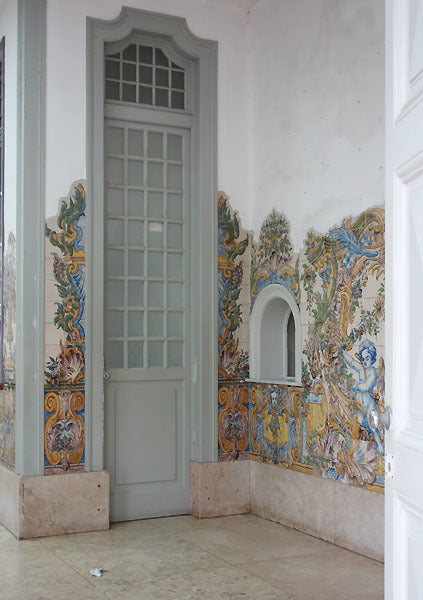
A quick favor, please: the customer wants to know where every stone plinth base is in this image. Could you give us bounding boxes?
[0,464,109,539]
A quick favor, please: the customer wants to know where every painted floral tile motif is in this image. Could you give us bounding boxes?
[3,232,16,385]
[251,209,300,309]
[218,194,250,380]
[217,195,385,492]
[0,232,17,469]
[218,383,250,461]
[0,388,15,468]
[301,208,385,489]
[44,182,86,474]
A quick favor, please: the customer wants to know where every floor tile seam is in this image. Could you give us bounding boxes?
[251,513,383,564]
[232,562,358,599]
[231,548,339,568]
[89,563,287,596]
[34,542,111,599]
[227,562,293,596]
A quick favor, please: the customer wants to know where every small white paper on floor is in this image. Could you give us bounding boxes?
[90,568,103,577]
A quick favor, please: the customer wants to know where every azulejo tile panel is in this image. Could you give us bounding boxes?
[44,182,86,474]
[218,194,250,381]
[0,231,17,469]
[217,195,385,492]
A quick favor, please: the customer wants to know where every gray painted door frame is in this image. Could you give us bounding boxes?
[86,8,218,477]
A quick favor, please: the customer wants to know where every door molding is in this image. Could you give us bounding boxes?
[86,8,218,471]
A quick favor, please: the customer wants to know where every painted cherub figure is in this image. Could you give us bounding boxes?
[343,339,384,454]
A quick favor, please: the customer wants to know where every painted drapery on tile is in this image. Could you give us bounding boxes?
[0,232,16,469]
[218,195,385,492]
[44,182,86,474]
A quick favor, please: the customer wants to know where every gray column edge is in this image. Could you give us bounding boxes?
[15,0,46,476]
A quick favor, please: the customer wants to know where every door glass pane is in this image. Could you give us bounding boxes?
[148,251,163,278]
[148,162,163,187]
[148,341,163,367]
[106,310,124,337]
[107,341,123,368]
[128,250,144,276]
[148,192,163,218]
[128,221,144,246]
[128,280,144,306]
[105,123,187,374]
[128,341,143,368]
[167,194,183,220]
[167,312,183,338]
[167,253,183,279]
[128,311,144,337]
[167,164,182,190]
[128,190,143,217]
[167,134,182,161]
[167,282,183,308]
[168,341,183,367]
[148,311,163,337]
[167,223,183,249]
[148,132,163,158]
[107,279,124,307]
[148,281,163,307]
[128,129,143,156]
[107,188,124,215]
[107,219,125,246]
[107,249,124,277]
[128,160,143,187]
[107,127,124,154]
[107,158,124,184]
[148,222,163,248]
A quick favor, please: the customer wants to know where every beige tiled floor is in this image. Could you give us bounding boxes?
[0,514,383,600]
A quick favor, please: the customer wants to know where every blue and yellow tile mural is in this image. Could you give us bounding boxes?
[44,182,86,474]
[218,194,250,381]
[218,196,385,492]
[0,231,17,469]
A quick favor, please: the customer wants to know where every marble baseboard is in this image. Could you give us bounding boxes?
[0,465,109,539]
[190,460,250,518]
[250,460,384,562]
[0,463,20,537]
[250,460,336,544]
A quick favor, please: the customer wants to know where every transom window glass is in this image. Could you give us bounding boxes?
[105,43,186,111]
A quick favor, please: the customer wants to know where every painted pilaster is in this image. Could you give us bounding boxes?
[15,0,46,476]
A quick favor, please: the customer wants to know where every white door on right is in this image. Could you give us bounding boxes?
[386,1,423,598]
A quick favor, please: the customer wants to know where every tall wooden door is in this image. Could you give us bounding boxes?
[102,40,192,520]
[386,0,423,596]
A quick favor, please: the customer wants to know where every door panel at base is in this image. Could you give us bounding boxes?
[106,380,189,521]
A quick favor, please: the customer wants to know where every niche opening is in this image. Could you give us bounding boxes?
[250,284,301,384]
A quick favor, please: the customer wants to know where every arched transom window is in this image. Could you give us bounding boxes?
[105,41,187,111]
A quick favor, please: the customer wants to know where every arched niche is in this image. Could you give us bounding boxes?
[250,284,301,384]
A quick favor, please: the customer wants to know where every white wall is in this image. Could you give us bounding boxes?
[248,0,385,248]
[45,0,251,223]
[0,0,17,239]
